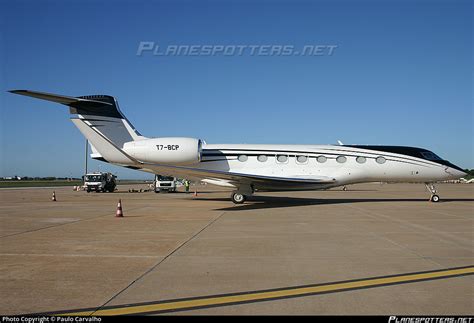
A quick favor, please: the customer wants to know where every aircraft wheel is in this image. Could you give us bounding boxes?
[430,194,440,202]
[231,193,246,204]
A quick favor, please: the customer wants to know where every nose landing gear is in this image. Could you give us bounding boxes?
[425,183,440,202]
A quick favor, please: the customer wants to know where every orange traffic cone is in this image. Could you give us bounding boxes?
[52,191,57,202]
[116,199,124,217]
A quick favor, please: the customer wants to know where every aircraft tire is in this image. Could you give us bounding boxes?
[231,193,246,204]
[430,194,440,202]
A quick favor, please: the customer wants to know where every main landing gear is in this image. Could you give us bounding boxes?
[425,183,440,202]
[231,192,246,204]
[231,185,253,204]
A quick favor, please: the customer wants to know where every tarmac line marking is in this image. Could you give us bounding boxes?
[56,265,474,316]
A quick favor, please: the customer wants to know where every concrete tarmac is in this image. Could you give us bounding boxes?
[0,183,472,315]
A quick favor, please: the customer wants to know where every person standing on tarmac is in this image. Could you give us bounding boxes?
[185,180,190,193]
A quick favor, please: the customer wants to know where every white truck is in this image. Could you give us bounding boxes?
[84,172,117,193]
[154,175,177,193]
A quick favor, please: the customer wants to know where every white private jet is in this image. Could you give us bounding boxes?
[10,90,467,204]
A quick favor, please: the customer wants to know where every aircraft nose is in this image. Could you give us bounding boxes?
[453,168,468,178]
[445,163,467,179]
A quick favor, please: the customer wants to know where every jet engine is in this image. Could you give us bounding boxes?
[123,137,202,165]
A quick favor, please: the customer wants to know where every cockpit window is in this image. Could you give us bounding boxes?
[420,151,442,161]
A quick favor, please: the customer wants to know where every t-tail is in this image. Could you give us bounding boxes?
[9,90,145,166]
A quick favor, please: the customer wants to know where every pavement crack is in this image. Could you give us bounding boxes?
[0,206,146,239]
[92,211,226,315]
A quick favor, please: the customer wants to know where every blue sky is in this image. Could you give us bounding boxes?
[1,0,472,179]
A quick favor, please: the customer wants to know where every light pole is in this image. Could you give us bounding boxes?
[84,139,88,184]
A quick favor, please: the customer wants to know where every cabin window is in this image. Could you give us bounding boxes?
[296,155,308,163]
[238,155,248,162]
[376,156,386,164]
[257,155,267,162]
[276,155,288,163]
[336,156,347,163]
[317,155,327,163]
[356,156,366,164]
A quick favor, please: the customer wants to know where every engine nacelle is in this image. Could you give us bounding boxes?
[123,137,202,165]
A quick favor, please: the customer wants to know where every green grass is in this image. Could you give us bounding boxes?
[0,180,151,188]
[0,180,83,188]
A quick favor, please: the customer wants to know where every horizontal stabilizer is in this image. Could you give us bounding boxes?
[10,89,144,160]
[9,90,112,107]
[9,90,126,118]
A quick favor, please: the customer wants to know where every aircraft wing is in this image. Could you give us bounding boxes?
[141,162,336,189]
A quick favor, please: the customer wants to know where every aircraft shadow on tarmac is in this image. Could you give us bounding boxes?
[197,196,474,211]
